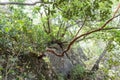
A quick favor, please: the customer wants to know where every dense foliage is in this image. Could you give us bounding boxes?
[0,0,120,80]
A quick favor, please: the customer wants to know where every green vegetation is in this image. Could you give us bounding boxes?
[0,0,120,80]
[70,65,86,80]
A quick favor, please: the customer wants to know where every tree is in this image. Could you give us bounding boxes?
[0,0,120,79]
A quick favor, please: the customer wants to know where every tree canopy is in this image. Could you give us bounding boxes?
[0,0,120,80]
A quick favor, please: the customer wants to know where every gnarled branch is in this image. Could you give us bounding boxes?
[46,14,120,57]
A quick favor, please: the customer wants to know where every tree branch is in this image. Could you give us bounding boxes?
[101,27,120,30]
[91,40,112,71]
[40,13,48,33]
[46,14,120,57]
[57,21,65,38]
[75,27,120,42]
[113,3,120,17]
[74,17,87,38]
[0,1,53,6]
[47,7,51,34]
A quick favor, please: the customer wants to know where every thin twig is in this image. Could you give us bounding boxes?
[40,13,48,33]
[113,3,120,17]
[74,17,87,38]
[0,1,53,6]
[57,21,64,38]
[47,7,51,34]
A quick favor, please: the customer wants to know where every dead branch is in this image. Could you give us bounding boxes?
[91,40,112,71]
